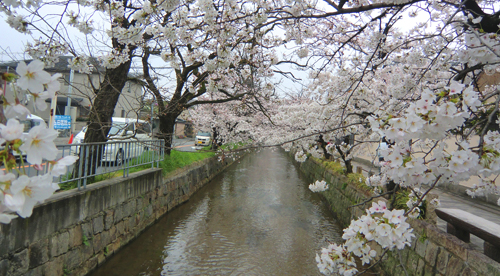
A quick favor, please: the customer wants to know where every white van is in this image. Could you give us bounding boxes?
[72,117,152,165]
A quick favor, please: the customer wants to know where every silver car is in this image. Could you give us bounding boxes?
[72,117,152,165]
[195,132,211,149]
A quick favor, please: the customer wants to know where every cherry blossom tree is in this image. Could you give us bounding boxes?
[0,0,289,154]
[190,0,500,274]
[5,0,500,274]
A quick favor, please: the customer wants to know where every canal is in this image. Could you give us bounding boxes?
[89,149,343,275]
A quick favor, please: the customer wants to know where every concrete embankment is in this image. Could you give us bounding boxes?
[0,153,243,276]
[290,152,500,276]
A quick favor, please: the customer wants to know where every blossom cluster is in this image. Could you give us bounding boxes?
[0,60,78,224]
[309,180,328,192]
[466,179,500,205]
[367,82,486,188]
[405,188,440,219]
[295,150,307,162]
[316,201,414,275]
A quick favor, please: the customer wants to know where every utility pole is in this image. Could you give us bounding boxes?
[65,69,74,134]
[65,69,74,115]
[49,94,57,130]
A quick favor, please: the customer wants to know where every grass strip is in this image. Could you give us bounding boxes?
[58,149,216,191]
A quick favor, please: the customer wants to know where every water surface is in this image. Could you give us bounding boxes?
[90,149,343,276]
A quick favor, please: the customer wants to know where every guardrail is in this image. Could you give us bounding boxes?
[22,139,165,190]
[436,208,500,263]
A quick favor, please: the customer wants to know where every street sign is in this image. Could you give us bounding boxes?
[54,115,71,129]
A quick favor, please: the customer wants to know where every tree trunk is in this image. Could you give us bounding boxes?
[76,60,132,179]
[344,159,353,174]
[317,134,332,160]
[84,61,132,143]
[158,113,178,155]
[211,127,222,150]
[336,145,353,174]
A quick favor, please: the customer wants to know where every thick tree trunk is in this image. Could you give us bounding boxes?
[76,60,132,179]
[158,113,178,155]
[211,127,222,151]
[84,61,132,143]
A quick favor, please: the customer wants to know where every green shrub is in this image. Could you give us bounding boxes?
[392,188,426,219]
[345,173,370,191]
[321,160,345,175]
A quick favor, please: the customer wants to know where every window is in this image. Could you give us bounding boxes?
[335,134,355,146]
[19,119,42,133]
[109,123,127,136]
[126,123,134,132]
[136,122,151,134]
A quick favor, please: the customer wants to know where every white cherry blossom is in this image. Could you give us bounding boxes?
[16,60,51,93]
[309,180,329,192]
[19,122,58,164]
[0,119,24,141]
[4,103,30,120]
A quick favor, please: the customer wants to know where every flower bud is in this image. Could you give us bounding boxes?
[11,139,23,152]
[1,72,17,82]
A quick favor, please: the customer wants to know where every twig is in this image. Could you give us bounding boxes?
[348,190,395,209]
[354,249,389,276]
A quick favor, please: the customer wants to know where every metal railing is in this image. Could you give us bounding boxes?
[22,139,165,190]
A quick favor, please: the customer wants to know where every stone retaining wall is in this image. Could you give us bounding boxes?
[0,155,240,276]
[294,154,500,276]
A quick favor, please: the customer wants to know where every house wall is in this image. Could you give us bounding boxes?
[57,73,143,120]
[0,154,243,276]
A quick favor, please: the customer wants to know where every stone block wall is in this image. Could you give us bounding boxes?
[0,155,240,276]
[293,154,500,276]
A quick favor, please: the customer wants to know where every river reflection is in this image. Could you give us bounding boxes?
[89,149,343,276]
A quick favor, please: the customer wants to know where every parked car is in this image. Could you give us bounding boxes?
[195,131,211,149]
[72,117,152,165]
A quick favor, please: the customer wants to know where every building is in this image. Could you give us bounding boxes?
[0,56,145,133]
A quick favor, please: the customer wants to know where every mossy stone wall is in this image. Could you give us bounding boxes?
[0,154,242,276]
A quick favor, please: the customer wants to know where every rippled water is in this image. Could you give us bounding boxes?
[90,150,343,276]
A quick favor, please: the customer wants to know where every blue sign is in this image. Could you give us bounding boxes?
[54,115,71,129]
